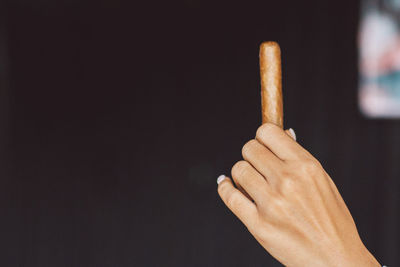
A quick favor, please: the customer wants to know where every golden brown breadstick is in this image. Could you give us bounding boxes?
[259,41,283,128]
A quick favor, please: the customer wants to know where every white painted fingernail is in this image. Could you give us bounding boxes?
[217,174,227,185]
[288,128,296,141]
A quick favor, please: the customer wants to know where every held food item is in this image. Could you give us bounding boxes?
[259,42,283,128]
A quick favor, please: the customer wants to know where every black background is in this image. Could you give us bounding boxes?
[1,0,399,266]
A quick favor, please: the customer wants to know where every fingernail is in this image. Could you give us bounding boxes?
[288,128,296,141]
[217,174,227,185]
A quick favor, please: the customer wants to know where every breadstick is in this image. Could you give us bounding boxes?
[259,41,283,128]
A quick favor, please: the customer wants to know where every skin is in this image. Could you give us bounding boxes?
[217,123,380,267]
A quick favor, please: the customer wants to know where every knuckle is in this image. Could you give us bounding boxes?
[278,178,296,194]
[265,195,285,214]
[254,229,271,247]
[226,191,242,208]
[232,160,250,179]
[300,159,321,176]
[251,217,270,241]
[241,139,258,157]
[256,123,276,140]
[279,169,293,179]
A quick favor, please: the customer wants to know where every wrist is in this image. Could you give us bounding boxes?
[358,247,380,267]
[314,236,380,267]
[336,244,380,267]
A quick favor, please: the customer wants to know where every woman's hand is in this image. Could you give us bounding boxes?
[217,123,380,267]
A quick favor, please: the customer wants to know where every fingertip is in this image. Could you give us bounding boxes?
[288,128,296,141]
[284,128,296,141]
[217,174,227,185]
[217,176,232,200]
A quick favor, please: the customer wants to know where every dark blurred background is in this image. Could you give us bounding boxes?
[1,0,399,266]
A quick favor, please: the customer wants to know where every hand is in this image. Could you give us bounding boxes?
[217,123,380,267]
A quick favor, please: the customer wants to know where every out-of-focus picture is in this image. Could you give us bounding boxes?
[360,0,400,117]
